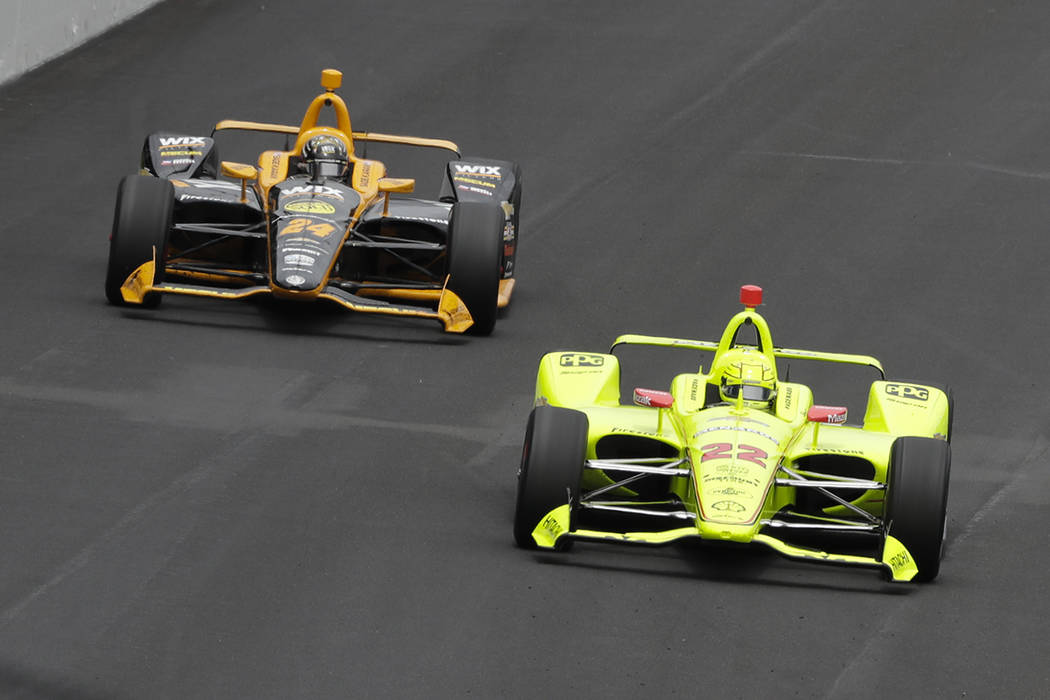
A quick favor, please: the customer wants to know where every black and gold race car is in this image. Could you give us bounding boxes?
[105,69,521,335]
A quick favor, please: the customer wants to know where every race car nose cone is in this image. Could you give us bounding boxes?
[740,285,763,308]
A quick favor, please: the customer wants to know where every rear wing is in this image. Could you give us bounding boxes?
[610,333,885,379]
[211,120,460,156]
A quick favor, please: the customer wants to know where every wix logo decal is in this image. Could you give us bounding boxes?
[158,136,207,147]
[454,164,501,176]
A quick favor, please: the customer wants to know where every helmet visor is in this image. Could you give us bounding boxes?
[721,381,774,402]
[309,159,346,179]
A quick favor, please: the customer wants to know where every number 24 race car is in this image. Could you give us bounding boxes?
[514,286,953,583]
[105,69,521,335]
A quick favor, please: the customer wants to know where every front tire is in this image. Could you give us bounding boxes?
[513,406,589,549]
[883,436,951,582]
[447,201,502,336]
[105,174,173,307]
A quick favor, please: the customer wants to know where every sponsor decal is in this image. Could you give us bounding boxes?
[783,386,793,410]
[395,216,448,226]
[283,184,345,200]
[820,447,866,456]
[711,501,746,513]
[884,383,929,401]
[540,513,564,539]
[357,162,372,188]
[285,274,307,286]
[714,486,746,497]
[888,550,912,570]
[689,378,701,402]
[703,474,760,487]
[559,353,605,367]
[693,425,776,443]
[268,153,282,179]
[280,237,333,251]
[283,254,316,266]
[179,194,230,203]
[158,136,207,148]
[285,201,336,214]
[609,427,662,438]
[173,180,241,191]
[457,184,494,196]
[453,176,496,188]
[159,150,202,157]
[453,164,502,177]
[281,245,326,255]
[705,416,770,426]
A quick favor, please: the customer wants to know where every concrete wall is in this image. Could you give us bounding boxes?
[0,0,163,85]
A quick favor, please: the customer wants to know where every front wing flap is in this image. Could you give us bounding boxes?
[119,259,474,332]
[529,505,918,582]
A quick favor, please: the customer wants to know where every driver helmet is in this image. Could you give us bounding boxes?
[714,348,777,405]
[302,134,348,180]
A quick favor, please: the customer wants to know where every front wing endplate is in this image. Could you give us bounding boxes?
[120,258,157,304]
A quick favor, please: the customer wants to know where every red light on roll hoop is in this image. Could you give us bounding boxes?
[740,285,763,308]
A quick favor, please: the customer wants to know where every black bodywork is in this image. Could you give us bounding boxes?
[140,131,521,315]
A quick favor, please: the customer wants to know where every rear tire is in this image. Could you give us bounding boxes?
[447,201,502,336]
[513,406,589,550]
[883,436,951,582]
[105,175,173,307]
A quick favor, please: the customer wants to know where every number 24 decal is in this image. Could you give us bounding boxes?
[281,218,337,237]
[699,443,768,467]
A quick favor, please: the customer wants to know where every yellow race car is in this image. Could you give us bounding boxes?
[514,286,953,582]
[105,69,521,335]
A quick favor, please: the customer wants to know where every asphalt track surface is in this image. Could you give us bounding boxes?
[1,1,1049,698]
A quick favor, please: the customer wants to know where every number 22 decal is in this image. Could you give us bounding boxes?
[699,442,768,467]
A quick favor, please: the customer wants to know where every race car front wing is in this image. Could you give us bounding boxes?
[528,456,918,582]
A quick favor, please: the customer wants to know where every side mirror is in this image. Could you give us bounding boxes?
[807,405,847,424]
[221,162,257,203]
[633,388,674,409]
[221,161,258,180]
[378,178,415,216]
[378,177,415,194]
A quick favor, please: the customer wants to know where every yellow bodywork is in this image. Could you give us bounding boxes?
[520,287,947,583]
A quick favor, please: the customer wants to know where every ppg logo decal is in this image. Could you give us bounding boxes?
[885,384,929,401]
[559,353,605,367]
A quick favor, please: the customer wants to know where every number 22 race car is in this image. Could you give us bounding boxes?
[514,286,953,582]
[105,69,521,335]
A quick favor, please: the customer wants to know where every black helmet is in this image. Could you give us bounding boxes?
[302,134,348,180]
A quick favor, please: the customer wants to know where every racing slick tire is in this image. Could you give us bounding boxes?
[105,174,173,308]
[883,436,951,582]
[513,406,588,550]
[447,201,502,336]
